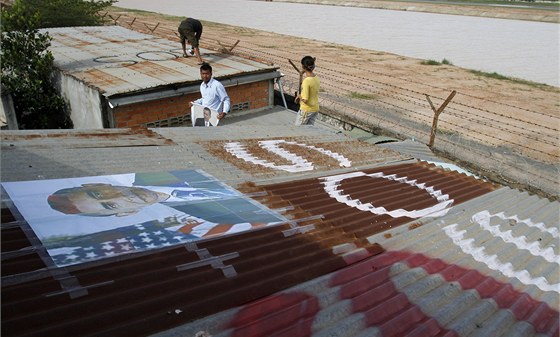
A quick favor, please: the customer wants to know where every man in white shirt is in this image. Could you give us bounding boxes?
[189,63,230,121]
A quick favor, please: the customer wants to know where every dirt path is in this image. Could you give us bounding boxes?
[108,5,559,198]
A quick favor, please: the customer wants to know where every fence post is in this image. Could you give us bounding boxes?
[425,90,456,147]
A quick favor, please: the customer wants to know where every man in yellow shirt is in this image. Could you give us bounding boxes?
[295,56,320,125]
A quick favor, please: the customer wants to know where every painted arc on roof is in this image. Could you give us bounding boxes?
[443,210,560,293]
[254,162,497,238]
[321,171,454,218]
[224,139,352,172]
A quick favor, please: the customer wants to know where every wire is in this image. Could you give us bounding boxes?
[109,13,559,196]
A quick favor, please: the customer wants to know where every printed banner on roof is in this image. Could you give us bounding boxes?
[2,170,286,267]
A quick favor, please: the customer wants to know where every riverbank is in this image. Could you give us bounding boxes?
[262,0,560,23]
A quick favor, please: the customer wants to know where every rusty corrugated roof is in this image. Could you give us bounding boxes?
[41,26,278,96]
[0,161,498,336]
[1,127,174,148]
[2,190,384,336]
[166,186,559,337]
[166,248,558,337]
[246,161,497,237]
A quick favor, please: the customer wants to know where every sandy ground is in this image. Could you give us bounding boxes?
[108,3,559,198]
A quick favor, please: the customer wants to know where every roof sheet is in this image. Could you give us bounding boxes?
[0,107,410,185]
[1,107,557,337]
[151,187,559,337]
[1,127,174,148]
[245,161,498,237]
[41,26,278,96]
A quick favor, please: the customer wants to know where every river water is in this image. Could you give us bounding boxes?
[114,0,559,86]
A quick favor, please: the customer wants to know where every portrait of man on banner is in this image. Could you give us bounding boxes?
[2,170,286,267]
[191,104,219,127]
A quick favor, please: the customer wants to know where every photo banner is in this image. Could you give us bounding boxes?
[2,170,286,267]
[191,103,219,127]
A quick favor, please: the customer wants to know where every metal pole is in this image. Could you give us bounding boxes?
[276,75,288,109]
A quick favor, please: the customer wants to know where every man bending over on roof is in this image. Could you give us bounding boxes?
[178,17,204,64]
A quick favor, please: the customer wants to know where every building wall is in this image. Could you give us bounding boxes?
[1,88,18,130]
[55,73,105,129]
[113,80,272,128]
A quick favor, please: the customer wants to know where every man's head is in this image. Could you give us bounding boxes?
[200,62,212,84]
[203,107,211,121]
[47,183,170,217]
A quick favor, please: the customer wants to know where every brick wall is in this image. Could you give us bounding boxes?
[113,80,271,128]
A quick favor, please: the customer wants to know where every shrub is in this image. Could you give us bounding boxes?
[421,59,441,65]
[16,0,116,28]
[421,58,453,66]
[1,0,72,129]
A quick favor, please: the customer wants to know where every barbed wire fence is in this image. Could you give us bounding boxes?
[106,13,559,199]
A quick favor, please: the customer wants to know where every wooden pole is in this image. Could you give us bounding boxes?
[217,40,240,54]
[108,14,121,24]
[426,90,456,147]
[288,59,303,103]
[229,40,240,52]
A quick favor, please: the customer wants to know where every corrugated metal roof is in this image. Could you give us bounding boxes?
[1,107,557,337]
[377,139,481,177]
[0,107,411,185]
[151,187,559,337]
[378,187,559,304]
[1,127,174,148]
[378,138,442,163]
[244,161,498,237]
[42,26,278,96]
[0,163,498,337]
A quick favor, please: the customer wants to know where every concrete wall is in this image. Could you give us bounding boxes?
[55,73,104,129]
[0,88,18,130]
[53,70,273,129]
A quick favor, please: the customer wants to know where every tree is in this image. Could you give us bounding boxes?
[1,0,72,129]
[1,0,116,129]
[20,0,116,28]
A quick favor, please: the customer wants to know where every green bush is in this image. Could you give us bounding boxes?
[12,0,116,28]
[421,59,441,65]
[1,0,115,129]
[421,58,453,66]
